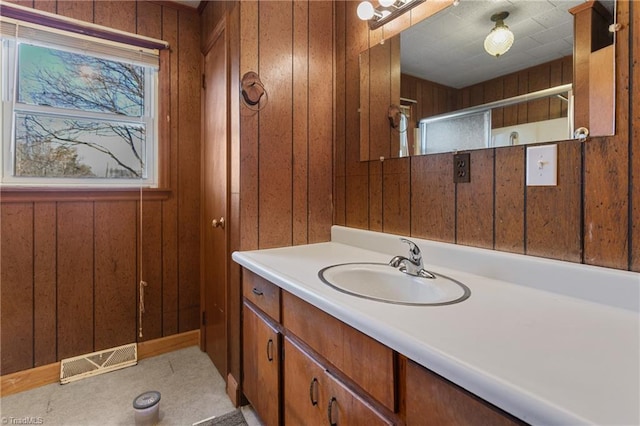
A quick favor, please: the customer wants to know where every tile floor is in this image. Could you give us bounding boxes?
[0,346,262,426]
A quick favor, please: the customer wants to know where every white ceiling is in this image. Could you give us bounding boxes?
[400,0,614,89]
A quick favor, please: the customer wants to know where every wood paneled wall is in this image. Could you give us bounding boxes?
[335,1,639,272]
[200,0,335,387]
[401,55,572,134]
[238,1,334,250]
[0,0,202,375]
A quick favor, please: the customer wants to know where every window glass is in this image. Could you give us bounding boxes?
[14,113,145,179]
[1,26,159,187]
[18,44,144,117]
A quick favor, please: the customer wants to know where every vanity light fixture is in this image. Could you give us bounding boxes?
[357,0,426,30]
[484,11,514,57]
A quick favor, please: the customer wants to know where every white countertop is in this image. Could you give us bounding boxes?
[232,226,640,426]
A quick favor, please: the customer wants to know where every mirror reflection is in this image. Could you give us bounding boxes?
[359,0,616,161]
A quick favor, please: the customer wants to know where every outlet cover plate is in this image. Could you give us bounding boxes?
[453,153,471,183]
[526,144,557,186]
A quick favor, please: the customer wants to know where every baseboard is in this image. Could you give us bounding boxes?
[0,330,200,398]
[226,372,241,406]
[137,330,200,360]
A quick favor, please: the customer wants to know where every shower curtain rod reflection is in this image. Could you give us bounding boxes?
[419,83,573,125]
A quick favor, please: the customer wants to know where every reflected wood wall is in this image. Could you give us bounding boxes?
[335,1,639,272]
[401,55,572,133]
[0,0,202,375]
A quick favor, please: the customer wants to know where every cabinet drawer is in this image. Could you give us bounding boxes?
[283,291,395,412]
[243,269,280,321]
[405,359,523,425]
[284,337,395,426]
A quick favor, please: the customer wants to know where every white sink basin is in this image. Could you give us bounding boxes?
[318,262,470,306]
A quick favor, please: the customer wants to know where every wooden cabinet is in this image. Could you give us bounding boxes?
[405,359,523,426]
[284,337,394,426]
[242,302,280,426]
[242,270,282,426]
[282,291,395,412]
[240,268,523,425]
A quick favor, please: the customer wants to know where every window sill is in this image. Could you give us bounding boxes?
[0,187,172,203]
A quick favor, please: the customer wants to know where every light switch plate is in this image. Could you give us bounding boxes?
[526,144,557,186]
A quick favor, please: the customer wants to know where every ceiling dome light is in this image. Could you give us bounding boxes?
[357,1,376,20]
[484,11,514,57]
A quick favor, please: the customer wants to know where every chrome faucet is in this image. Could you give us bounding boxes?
[389,238,434,278]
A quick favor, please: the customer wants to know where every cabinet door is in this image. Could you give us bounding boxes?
[243,303,280,426]
[284,337,394,426]
[325,371,394,426]
[283,338,327,426]
[405,360,521,426]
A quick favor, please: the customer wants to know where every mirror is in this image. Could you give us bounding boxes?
[359,0,616,161]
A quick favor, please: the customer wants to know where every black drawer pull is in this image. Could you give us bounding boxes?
[327,396,337,426]
[266,338,274,362]
[309,377,319,406]
[252,288,263,296]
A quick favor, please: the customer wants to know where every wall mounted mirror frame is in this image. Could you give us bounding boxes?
[359,0,617,161]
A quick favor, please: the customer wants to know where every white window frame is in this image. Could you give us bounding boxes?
[1,13,164,188]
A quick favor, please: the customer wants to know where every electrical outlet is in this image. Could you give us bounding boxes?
[453,153,470,183]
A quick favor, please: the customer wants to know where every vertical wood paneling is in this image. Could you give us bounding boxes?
[239,0,259,251]
[258,1,293,248]
[228,0,242,384]
[1,1,203,373]
[57,202,94,360]
[139,200,163,341]
[583,0,630,269]
[33,203,57,367]
[161,6,180,337]
[94,0,135,33]
[292,0,309,246]
[177,8,201,332]
[383,158,410,235]
[136,1,162,39]
[359,46,370,161]
[7,0,34,7]
[517,71,529,124]
[334,0,347,227]
[583,138,628,268]
[135,1,170,341]
[549,59,563,119]
[527,65,550,123]
[369,161,383,231]
[632,1,640,272]
[527,142,582,262]
[344,1,370,230]
[484,78,503,129]
[33,1,56,13]
[456,150,494,249]
[56,0,93,22]
[345,174,370,229]
[94,201,136,351]
[494,146,525,254]
[368,32,392,159]
[307,0,333,243]
[0,204,34,374]
[502,74,518,127]
[410,154,455,243]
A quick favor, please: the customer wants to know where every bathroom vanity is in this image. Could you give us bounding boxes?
[233,226,639,425]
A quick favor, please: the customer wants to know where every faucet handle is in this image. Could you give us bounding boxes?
[399,238,421,262]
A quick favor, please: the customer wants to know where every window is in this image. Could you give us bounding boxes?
[1,11,165,188]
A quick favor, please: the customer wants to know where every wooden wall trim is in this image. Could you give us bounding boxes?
[0,330,199,398]
[0,188,171,203]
